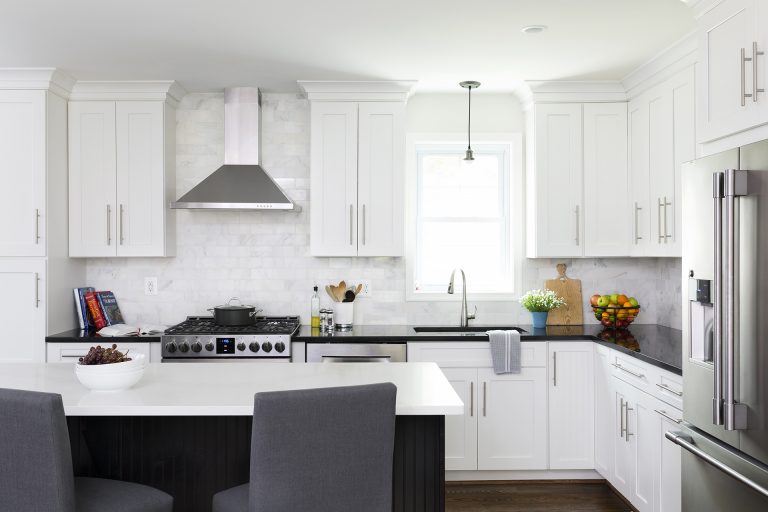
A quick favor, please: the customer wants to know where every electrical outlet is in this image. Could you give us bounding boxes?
[144,277,158,296]
[356,280,372,297]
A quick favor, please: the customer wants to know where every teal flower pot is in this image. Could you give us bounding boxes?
[531,311,548,329]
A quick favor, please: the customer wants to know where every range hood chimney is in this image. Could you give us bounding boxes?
[171,87,297,210]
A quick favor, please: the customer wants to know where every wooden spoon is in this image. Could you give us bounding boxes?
[335,281,347,302]
[355,283,363,296]
[325,285,338,302]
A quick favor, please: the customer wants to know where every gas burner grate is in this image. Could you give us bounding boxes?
[164,316,300,336]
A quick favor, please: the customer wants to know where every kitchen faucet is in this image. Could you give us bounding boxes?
[447,268,477,327]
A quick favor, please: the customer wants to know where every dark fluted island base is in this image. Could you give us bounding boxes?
[67,415,445,512]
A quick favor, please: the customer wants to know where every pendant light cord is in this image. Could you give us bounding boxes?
[467,86,472,151]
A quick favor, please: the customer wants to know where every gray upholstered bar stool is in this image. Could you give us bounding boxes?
[212,382,397,512]
[0,388,173,512]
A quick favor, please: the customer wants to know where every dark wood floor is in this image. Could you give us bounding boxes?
[445,481,633,512]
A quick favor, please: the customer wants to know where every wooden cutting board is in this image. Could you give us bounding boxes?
[545,263,583,326]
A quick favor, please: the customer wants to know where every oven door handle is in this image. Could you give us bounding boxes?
[321,355,391,363]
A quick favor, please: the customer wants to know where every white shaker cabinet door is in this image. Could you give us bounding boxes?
[548,342,595,469]
[612,379,634,498]
[310,102,359,256]
[69,101,117,257]
[441,367,478,471]
[0,90,46,257]
[698,0,768,143]
[0,259,45,362]
[357,102,405,257]
[115,101,167,256]
[629,386,657,512]
[583,103,629,257]
[628,96,651,257]
[528,103,583,258]
[656,405,682,512]
[594,345,615,478]
[477,367,547,470]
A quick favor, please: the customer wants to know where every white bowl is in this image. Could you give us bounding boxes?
[75,354,146,373]
[75,362,145,391]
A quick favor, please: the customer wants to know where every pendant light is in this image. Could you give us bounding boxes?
[460,80,480,161]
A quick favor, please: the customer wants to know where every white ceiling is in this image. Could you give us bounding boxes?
[0,0,696,93]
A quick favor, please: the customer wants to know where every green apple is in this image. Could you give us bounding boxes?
[629,297,639,307]
[597,296,610,307]
[610,293,619,304]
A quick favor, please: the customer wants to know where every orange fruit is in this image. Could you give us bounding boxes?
[617,294,628,305]
[623,302,632,308]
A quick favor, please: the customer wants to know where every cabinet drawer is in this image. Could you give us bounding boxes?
[610,353,653,394]
[407,342,547,368]
[653,370,683,410]
[46,342,151,363]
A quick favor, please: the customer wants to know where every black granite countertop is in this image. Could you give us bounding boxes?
[45,329,162,343]
[293,323,682,375]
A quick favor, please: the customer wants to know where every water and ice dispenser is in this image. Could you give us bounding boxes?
[689,277,714,363]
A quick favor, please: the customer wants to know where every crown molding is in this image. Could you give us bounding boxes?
[298,80,417,101]
[622,31,698,98]
[682,0,723,19]
[515,81,627,110]
[69,80,187,107]
[0,68,76,98]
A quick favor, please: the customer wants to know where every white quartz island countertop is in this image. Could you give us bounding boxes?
[0,362,464,416]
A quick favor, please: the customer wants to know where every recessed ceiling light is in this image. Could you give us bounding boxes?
[521,25,548,34]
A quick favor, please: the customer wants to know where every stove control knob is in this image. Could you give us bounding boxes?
[205,342,214,352]
[275,342,286,353]
[261,341,273,353]
[165,341,177,354]
[178,342,190,353]
[191,341,202,353]
[237,342,246,352]
[249,342,260,353]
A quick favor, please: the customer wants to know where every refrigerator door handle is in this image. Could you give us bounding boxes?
[665,431,768,499]
[723,169,749,431]
[712,171,724,426]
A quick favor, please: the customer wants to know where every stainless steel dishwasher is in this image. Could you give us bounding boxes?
[305,342,406,363]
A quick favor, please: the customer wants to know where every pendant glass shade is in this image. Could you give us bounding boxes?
[460,81,480,161]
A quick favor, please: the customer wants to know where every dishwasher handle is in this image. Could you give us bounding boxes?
[321,355,392,363]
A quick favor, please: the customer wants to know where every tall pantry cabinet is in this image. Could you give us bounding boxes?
[0,70,86,362]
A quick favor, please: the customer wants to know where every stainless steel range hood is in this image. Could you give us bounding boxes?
[171,87,297,210]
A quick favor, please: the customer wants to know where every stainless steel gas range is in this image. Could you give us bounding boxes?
[161,316,300,362]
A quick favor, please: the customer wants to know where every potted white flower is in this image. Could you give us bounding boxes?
[519,289,566,328]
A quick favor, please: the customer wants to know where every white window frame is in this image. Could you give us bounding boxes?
[405,132,523,302]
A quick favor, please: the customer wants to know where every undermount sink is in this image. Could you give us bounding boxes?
[412,326,526,333]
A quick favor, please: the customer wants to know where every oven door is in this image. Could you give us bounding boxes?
[305,343,406,363]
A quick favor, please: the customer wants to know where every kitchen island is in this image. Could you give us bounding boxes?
[0,362,461,512]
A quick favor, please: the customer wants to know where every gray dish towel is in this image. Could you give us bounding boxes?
[488,330,521,374]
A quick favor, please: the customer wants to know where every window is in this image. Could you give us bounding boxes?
[410,142,513,296]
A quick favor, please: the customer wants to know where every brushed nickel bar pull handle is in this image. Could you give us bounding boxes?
[574,205,580,246]
[620,398,626,439]
[713,171,724,426]
[349,204,353,246]
[470,381,474,417]
[553,351,557,387]
[663,196,672,241]
[666,432,768,499]
[35,272,40,308]
[634,202,642,243]
[119,204,124,245]
[742,47,753,107]
[483,381,487,417]
[753,42,765,102]
[626,404,634,442]
[658,197,664,243]
[656,383,683,397]
[655,409,682,424]
[362,204,366,245]
[35,209,40,243]
[612,362,645,379]
[106,204,111,246]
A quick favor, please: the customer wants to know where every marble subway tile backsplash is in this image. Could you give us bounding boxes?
[85,93,683,330]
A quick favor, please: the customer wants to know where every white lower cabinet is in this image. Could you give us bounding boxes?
[548,342,594,469]
[441,367,478,470]
[0,259,45,362]
[46,341,153,363]
[477,367,548,470]
[657,406,682,512]
[594,345,615,477]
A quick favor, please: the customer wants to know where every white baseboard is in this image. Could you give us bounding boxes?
[446,469,603,481]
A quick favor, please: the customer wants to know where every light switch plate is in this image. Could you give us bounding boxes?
[144,277,158,296]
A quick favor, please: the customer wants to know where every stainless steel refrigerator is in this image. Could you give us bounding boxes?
[671,139,768,510]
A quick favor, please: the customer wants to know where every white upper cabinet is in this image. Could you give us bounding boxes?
[357,102,405,257]
[527,103,584,258]
[301,81,413,257]
[583,103,629,257]
[68,82,180,257]
[628,66,695,257]
[69,101,117,257]
[0,90,46,257]
[548,342,595,469]
[309,101,359,256]
[698,0,768,143]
